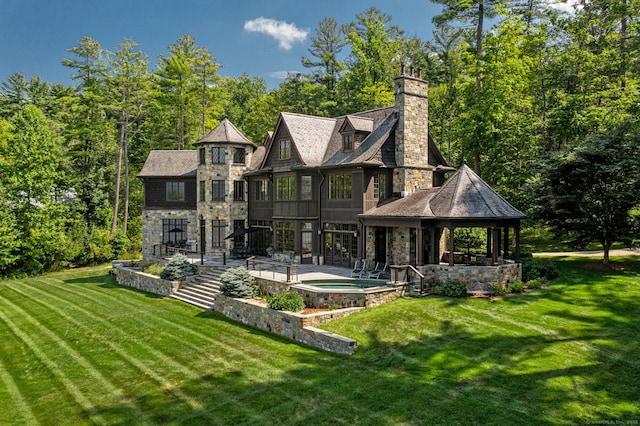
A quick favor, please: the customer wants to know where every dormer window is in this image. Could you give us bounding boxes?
[343,133,354,151]
[279,139,291,159]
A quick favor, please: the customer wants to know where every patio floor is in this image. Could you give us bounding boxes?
[180,253,359,282]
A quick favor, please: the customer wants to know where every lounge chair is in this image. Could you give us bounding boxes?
[367,262,388,279]
[350,259,367,278]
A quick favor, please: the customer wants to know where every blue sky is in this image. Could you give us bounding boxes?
[1,0,443,89]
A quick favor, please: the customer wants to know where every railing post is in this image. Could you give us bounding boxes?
[286,266,291,283]
[223,252,226,265]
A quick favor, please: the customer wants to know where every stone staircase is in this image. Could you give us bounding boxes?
[170,268,227,310]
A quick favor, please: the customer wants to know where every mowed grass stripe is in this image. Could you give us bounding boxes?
[458,300,637,367]
[0,358,39,425]
[0,304,107,425]
[42,274,321,368]
[9,277,319,420]
[4,283,250,420]
[0,289,157,424]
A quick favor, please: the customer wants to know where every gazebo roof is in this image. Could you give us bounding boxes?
[430,164,525,220]
[360,164,525,223]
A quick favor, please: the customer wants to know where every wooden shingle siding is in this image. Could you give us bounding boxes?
[143,178,197,210]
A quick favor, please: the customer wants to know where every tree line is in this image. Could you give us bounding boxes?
[1,2,639,275]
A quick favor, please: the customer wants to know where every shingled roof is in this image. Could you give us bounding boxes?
[280,112,337,167]
[361,188,440,218]
[194,118,256,147]
[360,164,525,221]
[137,150,197,178]
[430,164,525,219]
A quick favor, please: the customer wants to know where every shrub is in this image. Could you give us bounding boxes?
[160,254,196,281]
[442,279,467,297]
[220,267,257,298]
[526,279,543,289]
[491,283,507,296]
[143,263,164,276]
[268,290,305,312]
[509,280,524,293]
[432,285,443,295]
[522,257,559,282]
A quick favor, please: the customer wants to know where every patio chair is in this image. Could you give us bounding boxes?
[350,259,367,278]
[367,262,388,279]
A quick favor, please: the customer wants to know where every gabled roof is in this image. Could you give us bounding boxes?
[360,164,525,221]
[278,112,337,167]
[323,113,398,167]
[194,118,256,147]
[430,165,526,219]
[323,107,396,165]
[137,150,197,178]
[341,115,374,133]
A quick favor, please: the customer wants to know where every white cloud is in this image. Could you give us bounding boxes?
[545,0,582,14]
[244,17,308,50]
[269,71,298,79]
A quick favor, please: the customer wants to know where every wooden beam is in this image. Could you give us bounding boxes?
[449,228,455,266]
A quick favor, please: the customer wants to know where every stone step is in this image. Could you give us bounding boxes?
[171,293,214,310]
[177,287,217,303]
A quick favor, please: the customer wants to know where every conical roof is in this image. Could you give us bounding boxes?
[194,118,256,147]
[429,164,525,219]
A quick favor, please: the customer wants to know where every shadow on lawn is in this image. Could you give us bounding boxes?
[63,272,165,298]
[90,258,640,424]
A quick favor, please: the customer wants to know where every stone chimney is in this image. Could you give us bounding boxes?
[393,64,431,196]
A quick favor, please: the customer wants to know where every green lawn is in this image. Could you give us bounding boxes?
[1,260,639,425]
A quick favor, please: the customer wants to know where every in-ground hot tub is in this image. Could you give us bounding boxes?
[291,279,402,309]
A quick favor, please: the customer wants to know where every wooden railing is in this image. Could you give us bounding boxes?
[245,256,299,283]
[389,264,427,294]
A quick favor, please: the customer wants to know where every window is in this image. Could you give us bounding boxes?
[211,220,227,248]
[198,147,205,165]
[343,134,353,151]
[276,176,295,200]
[279,139,291,159]
[199,180,206,202]
[163,219,188,244]
[166,182,185,202]
[211,147,225,164]
[300,175,312,200]
[373,174,387,200]
[253,179,271,201]
[212,180,225,201]
[233,180,245,201]
[233,148,246,164]
[275,221,294,252]
[328,174,352,199]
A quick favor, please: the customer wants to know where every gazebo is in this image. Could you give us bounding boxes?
[429,164,526,266]
[360,164,526,267]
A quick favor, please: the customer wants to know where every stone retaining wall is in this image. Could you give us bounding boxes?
[253,276,295,296]
[212,295,360,354]
[115,267,180,296]
[421,263,522,287]
[291,284,405,309]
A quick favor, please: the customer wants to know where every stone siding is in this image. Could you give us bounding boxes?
[393,75,432,195]
[420,263,522,288]
[254,276,295,296]
[116,267,180,296]
[141,209,198,263]
[197,143,252,255]
[212,295,359,355]
[291,284,403,309]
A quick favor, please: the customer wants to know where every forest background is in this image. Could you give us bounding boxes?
[1,1,639,275]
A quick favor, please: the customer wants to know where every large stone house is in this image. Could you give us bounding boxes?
[138,69,525,270]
